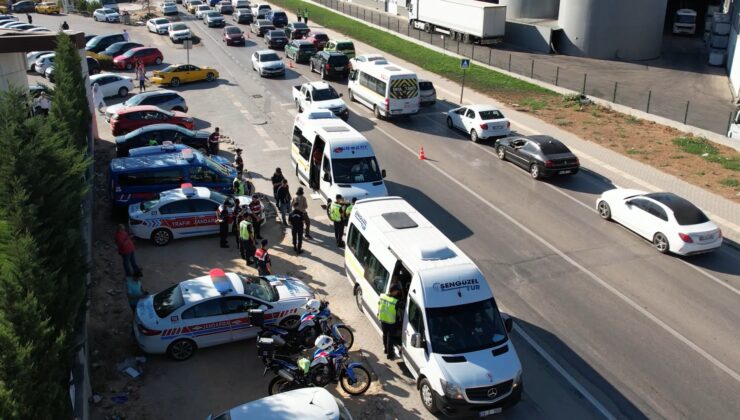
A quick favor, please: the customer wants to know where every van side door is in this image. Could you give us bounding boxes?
[403,296,427,378]
[319,151,332,194]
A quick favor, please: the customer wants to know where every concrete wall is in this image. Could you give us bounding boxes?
[557,0,667,60]
[0,52,29,92]
[504,21,553,53]
[499,0,559,19]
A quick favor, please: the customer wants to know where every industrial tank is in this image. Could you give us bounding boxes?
[498,0,559,19]
[557,0,667,60]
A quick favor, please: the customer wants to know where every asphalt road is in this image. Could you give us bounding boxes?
[30,7,740,420]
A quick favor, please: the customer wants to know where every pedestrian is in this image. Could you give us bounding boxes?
[33,92,51,116]
[26,13,32,24]
[296,8,302,22]
[233,176,245,195]
[92,83,106,114]
[303,8,309,25]
[276,179,291,226]
[254,239,272,275]
[216,202,230,248]
[61,21,69,30]
[232,198,241,249]
[233,148,244,177]
[136,68,148,93]
[270,167,285,197]
[248,195,264,240]
[126,276,145,312]
[327,194,345,247]
[239,213,256,265]
[114,224,143,277]
[289,202,304,254]
[378,284,403,360]
[208,127,221,156]
[344,197,356,224]
[123,29,130,42]
[291,187,312,239]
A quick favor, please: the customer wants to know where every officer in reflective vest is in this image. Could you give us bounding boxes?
[344,197,356,223]
[378,284,402,360]
[233,177,245,195]
[239,216,255,265]
[328,194,345,247]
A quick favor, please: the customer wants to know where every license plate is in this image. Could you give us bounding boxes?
[558,170,571,174]
[699,234,712,241]
[479,408,502,417]
[335,66,344,71]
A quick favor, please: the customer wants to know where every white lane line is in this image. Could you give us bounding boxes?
[233,101,243,108]
[254,125,269,139]
[513,324,616,420]
[372,123,740,384]
[280,102,294,107]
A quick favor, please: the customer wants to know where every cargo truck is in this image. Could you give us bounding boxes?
[406,0,506,44]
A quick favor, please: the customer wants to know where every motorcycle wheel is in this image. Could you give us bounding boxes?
[334,326,355,350]
[268,376,302,395]
[339,365,371,395]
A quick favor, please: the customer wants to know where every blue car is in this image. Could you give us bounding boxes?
[267,10,288,27]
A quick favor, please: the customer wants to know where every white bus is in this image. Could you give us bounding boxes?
[344,196,522,415]
[290,113,388,203]
[348,61,420,120]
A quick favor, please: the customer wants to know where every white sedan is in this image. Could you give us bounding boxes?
[168,22,192,42]
[90,73,135,98]
[27,51,52,71]
[446,104,511,143]
[92,8,120,22]
[134,269,315,360]
[34,53,55,75]
[251,50,285,77]
[161,2,178,15]
[147,17,171,34]
[349,53,387,69]
[596,189,723,255]
[195,5,212,19]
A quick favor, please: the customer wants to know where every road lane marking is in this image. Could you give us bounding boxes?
[372,123,740,384]
[254,125,269,139]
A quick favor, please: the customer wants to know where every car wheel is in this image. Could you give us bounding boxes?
[118,87,128,97]
[529,163,541,179]
[497,146,506,160]
[320,67,327,80]
[470,130,480,143]
[206,72,215,81]
[309,62,314,73]
[155,57,162,65]
[279,315,300,329]
[653,232,670,254]
[597,201,612,220]
[295,99,302,112]
[354,286,363,312]
[171,77,180,87]
[126,62,133,70]
[151,228,172,246]
[419,378,440,414]
[374,105,383,120]
[348,89,355,102]
[167,339,196,361]
[446,116,453,129]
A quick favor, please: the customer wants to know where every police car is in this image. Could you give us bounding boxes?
[134,269,315,360]
[128,183,267,246]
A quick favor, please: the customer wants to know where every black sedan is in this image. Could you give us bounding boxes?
[494,135,580,179]
[284,22,310,40]
[114,124,210,157]
[250,19,274,36]
[12,0,36,12]
[265,29,288,49]
[100,41,143,58]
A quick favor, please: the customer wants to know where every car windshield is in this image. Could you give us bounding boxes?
[331,157,382,183]
[206,11,220,17]
[139,199,159,212]
[273,12,286,18]
[226,27,241,34]
[312,87,340,101]
[260,53,280,62]
[124,95,146,106]
[539,141,570,155]
[293,23,308,29]
[313,33,328,41]
[327,55,349,65]
[336,42,353,50]
[419,81,433,90]
[426,298,508,354]
[269,30,285,38]
[478,110,504,120]
[122,49,139,57]
[171,23,187,31]
[153,284,185,318]
[154,19,169,24]
[239,275,278,302]
[160,65,175,73]
[208,189,228,204]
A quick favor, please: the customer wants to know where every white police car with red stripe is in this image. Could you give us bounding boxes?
[134,269,315,360]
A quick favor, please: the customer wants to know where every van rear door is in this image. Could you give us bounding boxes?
[387,76,419,115]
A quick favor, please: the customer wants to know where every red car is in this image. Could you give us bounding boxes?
[113,47,164,70]
[305,32,329,50]
[110,105,194,136]
[222,26,245,45]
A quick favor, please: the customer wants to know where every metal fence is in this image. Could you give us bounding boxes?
[315,0,736,136]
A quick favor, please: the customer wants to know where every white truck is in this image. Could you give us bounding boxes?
[292,82,349,121]
[407,0,506,44]
[673,9,697,35]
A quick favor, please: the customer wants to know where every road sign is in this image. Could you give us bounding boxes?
[460,58,470,69]
[183,39,193,50]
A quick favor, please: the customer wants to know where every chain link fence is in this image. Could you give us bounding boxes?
[315,0,736,136]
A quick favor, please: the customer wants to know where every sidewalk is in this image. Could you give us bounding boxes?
[296,0,740,245]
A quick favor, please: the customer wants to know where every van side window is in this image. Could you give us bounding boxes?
[189,166,220,183]
[346,224,370,268]
[321,155,331,178]
[365,254,389,295]
[119,169,183,186]
[407,298,425,337]
[359,72,387,96]
[292,127,311,160]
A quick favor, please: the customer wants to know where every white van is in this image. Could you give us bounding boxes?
[231,0,249,8]
[348,61,420,120]
[345,197,523,416]
[290,112,388,203]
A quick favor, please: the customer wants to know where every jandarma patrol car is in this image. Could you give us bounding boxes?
[134,269,314,360]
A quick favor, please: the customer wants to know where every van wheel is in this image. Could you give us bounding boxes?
[419,378,440,414]
[354,286,363,312]
[374,105,383,120]
[167,339,197,361]
[171,77,181,87]
[151,228,173,246]
[348,89,355,102]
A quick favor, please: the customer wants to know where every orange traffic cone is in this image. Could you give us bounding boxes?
[418,146,426,160]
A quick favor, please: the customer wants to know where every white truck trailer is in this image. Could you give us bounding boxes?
[407,0,506,44]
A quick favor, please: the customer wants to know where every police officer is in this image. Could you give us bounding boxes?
[233,177,245,195]
[344,197,356,224]
[216,203,230,248]
[378,284,402,360]
[239,213,256,265]
[328,194,345,247]
[208,127,221,156]
[254,239,272,275]
[248,195,264,240]
[232,199,242,249]
[233,148,244,177]
[270,167,285,198]
[289,202,304,254]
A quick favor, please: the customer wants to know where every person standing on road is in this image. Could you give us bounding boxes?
[208,127,221,156]
[216,203,230,248]
[126,276,145,312]
[378,284,402,360]
[303,8,309,25]
[270,167,285,198]
[233,176,245,195]
[248,195,264,240]
[239,214,256,265]
[296,8,302,22]
[92,83,105,114]
[123,29,130,42]
[26,13,32,24]
[289,202,305,254]
[344,197,356,226]
[233,148,244,177]
[61,21,69,30]
[136,66,148,93]
[291,187,312,239]
[328,194,345,247]
[254,239,272,275]
[115,224,143,278]
[276,179,291,226]
[232,198,242,250]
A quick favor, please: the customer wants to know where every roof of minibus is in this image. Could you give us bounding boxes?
[298,115,375,158]
[109,150,202,173]
[357,61,417,79]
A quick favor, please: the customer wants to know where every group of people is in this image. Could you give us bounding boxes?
[271,168,313,254]
[295,8,310,24]
[114,224,146,312]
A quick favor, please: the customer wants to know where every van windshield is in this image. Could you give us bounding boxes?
[331,157,381,183]
[426,298,507,354]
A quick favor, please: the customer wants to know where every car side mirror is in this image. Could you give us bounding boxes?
[381,169,387,178]
[625,200,632,207]
[339,93,343,97]
[504,316,513,333]
[322,172,331,183]
[410,333,424,348]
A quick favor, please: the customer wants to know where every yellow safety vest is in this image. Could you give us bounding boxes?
[234,179,245,195]
[378,294,398,324]
[239,220,252,239]
[344,204,353,217]
[329,202,343,222]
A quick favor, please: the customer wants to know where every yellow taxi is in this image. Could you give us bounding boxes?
[151,64,219,87]
[35,2,60,14]
[186,0,204,13]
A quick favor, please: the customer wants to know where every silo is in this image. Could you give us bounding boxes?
[557,0,667,60]
[498,0,560,19]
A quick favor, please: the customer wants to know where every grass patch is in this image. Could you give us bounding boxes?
[626,149,647,155]
[590,108,601,118]
[625,115,641,125]
[269,0,552,97]
[720,177,739,188]
[670,154,686,159]
[520,98,547,112]
[697,171,705,176]
[555,119,572,126]
[673,136,740,172]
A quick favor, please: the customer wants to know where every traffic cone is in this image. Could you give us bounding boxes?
[418,146,426,160]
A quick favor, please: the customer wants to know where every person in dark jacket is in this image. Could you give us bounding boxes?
[289,202,304,253]
[217,204,230,248]
[275,179,291,226]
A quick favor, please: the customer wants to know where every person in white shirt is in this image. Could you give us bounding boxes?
[92,83,105,114]
[33,92,52,116]
[123,29,129,41]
